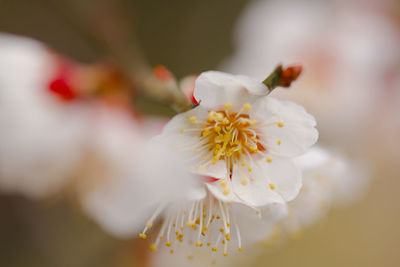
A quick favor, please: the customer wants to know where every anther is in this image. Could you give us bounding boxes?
[266,157,273,163]
[224,102,232,110]
[189,116,197,123]
[220,180,227,187]
[195,241,203,247]
[241,178,248,185]
[223,188,230,195]
[139,233,147,239]
[165,242,172,247]
[225,234,231,241]
[149,244,157,251]
[277,122,284,127]
[269,183,276,190]
[243,103,251,111]
[238,247,243,252]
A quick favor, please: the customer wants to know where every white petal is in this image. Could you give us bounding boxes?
[193,71,267,110]
[233,202,288,245]
[252,96,318,157]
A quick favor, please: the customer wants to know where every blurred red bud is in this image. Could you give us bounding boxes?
[153,65,175,82]
[280,65,303,87]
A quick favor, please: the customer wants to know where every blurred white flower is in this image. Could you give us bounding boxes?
[158,71,318,207]
[79,108,197,238]
[222,0,400,146]
[283,146,370,234]
[0,33,89,198]
[0,33,199,240]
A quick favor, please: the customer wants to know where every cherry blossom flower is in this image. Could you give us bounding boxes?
[157,71,318,207]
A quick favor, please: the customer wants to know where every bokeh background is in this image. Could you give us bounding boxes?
[0,0,399,266]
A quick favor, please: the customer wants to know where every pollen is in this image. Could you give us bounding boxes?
[277,122,284,127]
[212,247,218,252]
[139,233,147,239]
[241,178,248,185]
[247,167,252,172]
[195,241,203,247]
[220,180,227,187]
[165,241,172,247]
[266,156,273,163]
[243,103,251,111]
[224,102,232,110]
[223,253,228,257]
[149,244,157,251]
[170,249,174,254]
[241,161,246,166]
[238,247,243,252]
[189,116,197,123]
[277,140,281,145]
[225,233,231,241]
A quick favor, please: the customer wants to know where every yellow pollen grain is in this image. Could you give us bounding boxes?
[224,102,232,110]
[225,234,231,241]
[216,216,220,220]
[146,220,153,228]
[219,180,227,187]
[241,161,246,166]
[238,247,243,252]
[223,187,230,195]
[223,253,228,257]
[248,167,252,172]
[207,242,211,247]
[241,178,248,185]
[219,228,224,233]
[195,218,200,224]
[189,116,197,123]
[170,249,174,254]
[186,221,195,227]
[222,239,225,244]
[165,242,172,247]
[212,247,218,252]
[277,122,284,127]
[227,223,230,227]
[241,121,248,126]
[195,241,203,247]
[139,233,147,239]
[266,157,273,163]
[149,244,157,251]
[269,183,276,190]
[180,129,184,134]
[203,227,208,231]
[277,140,281,145]
[243,103,251,111]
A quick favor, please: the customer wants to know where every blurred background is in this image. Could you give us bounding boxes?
[0,0,399,266]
